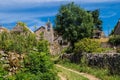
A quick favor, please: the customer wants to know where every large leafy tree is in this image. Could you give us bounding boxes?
[55,2,94,46]
[90,9,102,31]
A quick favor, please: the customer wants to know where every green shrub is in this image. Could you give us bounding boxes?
[0,63,8,79]
[23,51,57,80]
[37,40,50,54]
[109,35,120,46]
[0,32,37,54]
[74,38,102,53]
[0,32,58,79]
[116,48,120,53]
[6,40,57,80]
[24,51,52,73]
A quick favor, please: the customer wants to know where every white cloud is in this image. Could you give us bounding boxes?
[0,0,119,33]
[0,11,57,24]
[0,0,58,29]
[101,12,117,18]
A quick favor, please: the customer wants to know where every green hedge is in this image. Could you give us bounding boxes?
[109,35,120,46]
[74,38,103,53]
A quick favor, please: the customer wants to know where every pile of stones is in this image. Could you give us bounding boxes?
[0,51,24,75]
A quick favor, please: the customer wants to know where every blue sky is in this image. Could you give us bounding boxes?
[0,0,120,36]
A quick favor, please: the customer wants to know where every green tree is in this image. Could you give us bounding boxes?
[37,40,50,54]
[90,9,102,31]
[55,2,94,47]
[22,51,57,80]
[109,35,120,46]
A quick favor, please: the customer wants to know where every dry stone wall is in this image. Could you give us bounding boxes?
[0,51,24,76]
[85,53,120,74]
[61,53,120,75]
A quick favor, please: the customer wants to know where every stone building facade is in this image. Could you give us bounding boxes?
[34,21,69,54]
[0,26,9,33]
[93,29,105,39]
[34,21,54,44]
[113,19,120,35]
[12,22,33,34]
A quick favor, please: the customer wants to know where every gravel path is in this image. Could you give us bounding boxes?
[58,73,67,80]
[56,64,100,80]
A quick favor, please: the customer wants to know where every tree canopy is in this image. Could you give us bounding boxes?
[89,9,102,31]
[55,2,94,46]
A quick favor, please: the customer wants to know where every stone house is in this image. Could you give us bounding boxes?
[11,22,33,34]
[34,20,69,54]
[34,21,54,44]
[0,26,9,33]
[34,20,68,45]
[93,29,105,39]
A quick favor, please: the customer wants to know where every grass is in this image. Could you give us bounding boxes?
[56,65,88,80]
[58,60,120,80]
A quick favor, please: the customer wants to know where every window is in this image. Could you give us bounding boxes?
[47,24,50,31]
[58,40,62,45]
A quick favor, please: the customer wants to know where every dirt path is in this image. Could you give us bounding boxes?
[58,73,67,80]
[56,64,100,80]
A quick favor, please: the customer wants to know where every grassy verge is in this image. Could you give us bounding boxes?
[58,60,120,80]
[56,65,88,80]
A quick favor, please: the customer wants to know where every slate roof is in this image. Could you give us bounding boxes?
[34,26,45,33]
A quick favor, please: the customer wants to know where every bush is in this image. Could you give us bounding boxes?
[0,32,37,54]
[37,40,50,54]
[109,35,120,46]
[6,41,57,80]
[116,48,120,53]
[22,51,57,80]
[0,64,8,79]
[74,38,102,53]
[24,52,52,73]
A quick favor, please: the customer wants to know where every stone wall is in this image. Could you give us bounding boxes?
[85,53,120,74]
[61,53,120,75]
[34,27,45,40]
[0,51,24,75]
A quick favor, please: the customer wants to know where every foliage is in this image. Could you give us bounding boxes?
[17,22,27,27]
[24,52,52,73]
[37,40,50,54]
[64,47,73,54]
[74,38,102,53]
[21,51,57,80]
[5,43,57,80]
[0,31,58,79]
[116,48,120,53]
[17,22,30,33]
[110,30,114,36]
[89,9,102,31]
[0,63,8,79]
[0,32,37,54]
[109,35,120,46]
[55,2,94,46]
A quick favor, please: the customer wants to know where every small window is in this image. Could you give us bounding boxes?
[47,24,50,31]
[58,40,62,45]
[62,41,68,45]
